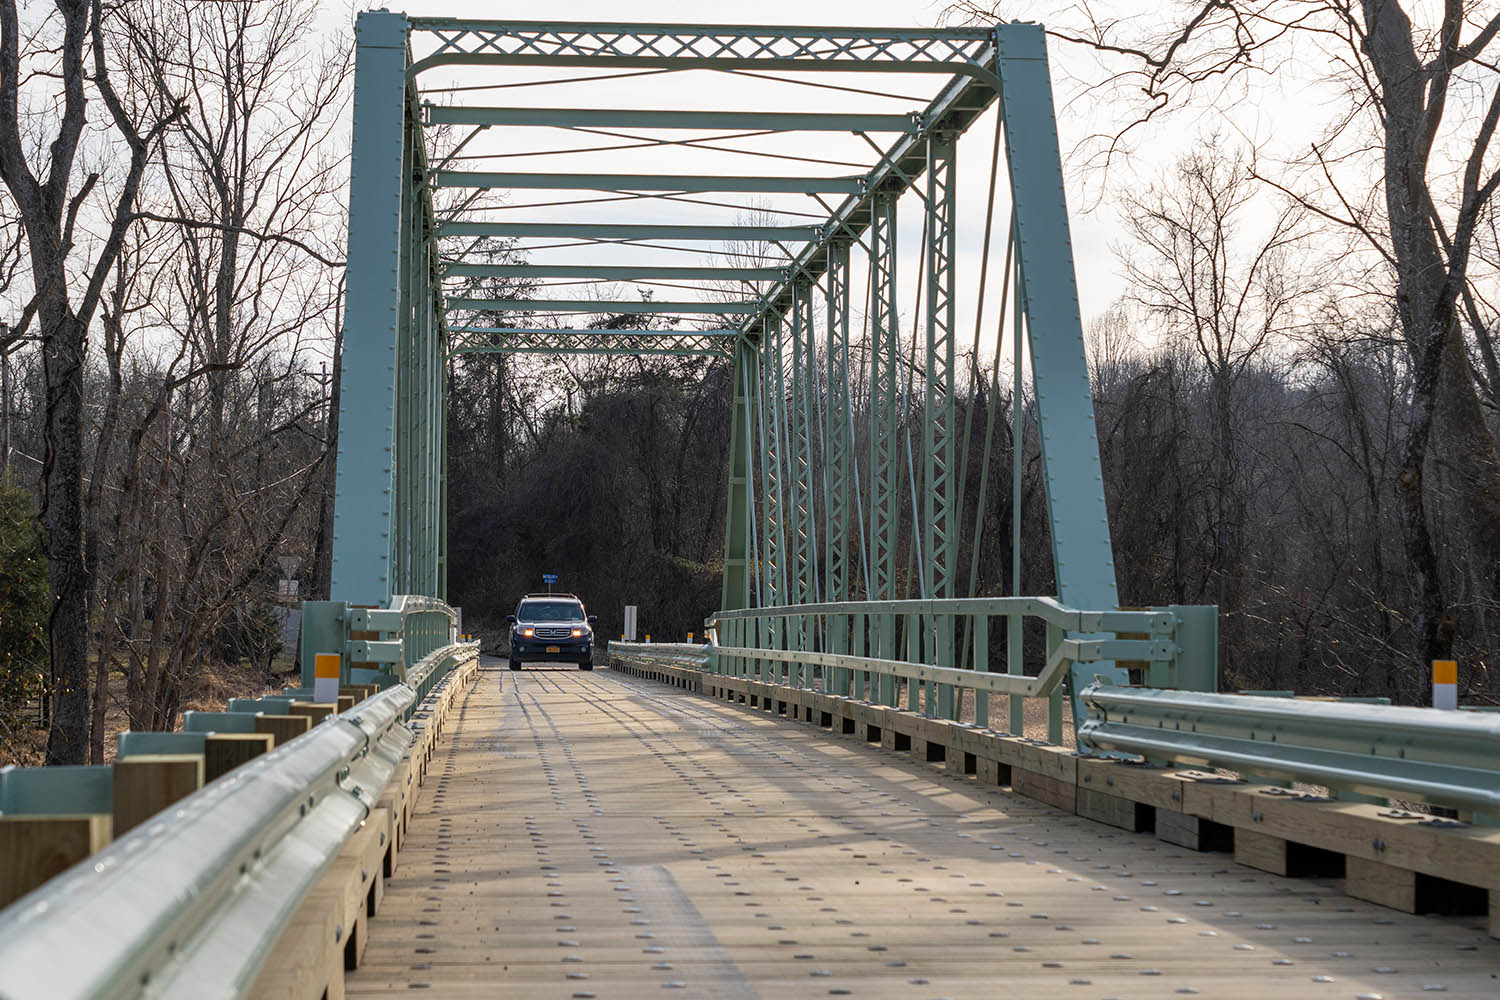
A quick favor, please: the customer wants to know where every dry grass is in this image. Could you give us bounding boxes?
[0,658,288,767]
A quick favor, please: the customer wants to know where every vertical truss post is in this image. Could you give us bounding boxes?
[331,11,410,605]
[722,336,759,612]
[868,193,900,605]
[824,241,852,694]
[789,279,818,679]
[924,133,958,718]
[995,24,1129,725]
[868,193,900,704]
[759,314,788,660]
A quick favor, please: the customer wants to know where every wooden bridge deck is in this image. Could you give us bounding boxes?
[346,663,1500,999]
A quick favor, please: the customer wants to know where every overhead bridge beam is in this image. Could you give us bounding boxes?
[449,327,737,357]
[425,105,919,132]
[448,298,761,314]
[432,171,864,194]
[439,221,819,242]
[443,263,784,281]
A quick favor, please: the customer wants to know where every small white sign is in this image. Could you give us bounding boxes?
[624,605,638,642]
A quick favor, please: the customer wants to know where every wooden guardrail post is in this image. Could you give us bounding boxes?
[0,815,112,909]
[113,755,204,836]
[204,733,276,781]
[255,714,311,746]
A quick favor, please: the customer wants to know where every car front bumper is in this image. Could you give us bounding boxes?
[510,640,593,663]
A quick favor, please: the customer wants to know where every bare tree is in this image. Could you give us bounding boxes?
[950,0,1500,664]
[0,1,183,763]
[1120,139,1307,607]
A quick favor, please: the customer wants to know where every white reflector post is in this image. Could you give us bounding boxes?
[1433,659,1458,710]
[624,605,638,642]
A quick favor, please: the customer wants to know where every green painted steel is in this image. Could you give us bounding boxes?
[330,11,412,606]
[868,193,900,607]
[443,263,784,281]
[448,328,736,358]
[721,337,758,613]
[426,105,920,132]
[994,26,1130,722]
[406,20,999,82]
[438,221,820,241]
[433,172,863,194]
[323,13,1188,748]
[0,764,113,816]
[449,298,760,315]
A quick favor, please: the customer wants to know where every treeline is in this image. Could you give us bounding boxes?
[446,351,732,646]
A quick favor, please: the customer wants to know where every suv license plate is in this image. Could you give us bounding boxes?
[546,645,561,653]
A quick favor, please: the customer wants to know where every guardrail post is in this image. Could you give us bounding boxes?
[113,755,204,836]
[1162,605,1218,691]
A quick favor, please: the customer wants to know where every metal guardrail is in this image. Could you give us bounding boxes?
[300,594,462,691]
[703,597,1215,740]
[1077,684,1500,815]
[608,641,710,672]
[0,642,476,999]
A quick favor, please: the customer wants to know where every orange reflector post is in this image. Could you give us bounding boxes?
[1433,659,1457,710]
[314,652,341,704]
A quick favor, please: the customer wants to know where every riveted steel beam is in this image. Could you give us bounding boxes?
[447,297,760,315]
[443,263,783,281]
[426,106,920,132]
[439,221,819,241]
[407,20,999,84]
[448,327,737,357]
[433,171,863,194]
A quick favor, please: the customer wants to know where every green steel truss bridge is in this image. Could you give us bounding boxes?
[2,13,1500,999]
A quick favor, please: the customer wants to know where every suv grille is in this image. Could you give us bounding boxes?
[533,626,574,640]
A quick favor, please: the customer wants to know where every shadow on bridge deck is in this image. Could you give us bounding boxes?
[345,661,1500,999]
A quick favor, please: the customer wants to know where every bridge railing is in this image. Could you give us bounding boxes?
[1078,683,1500,818]
[0,640,479,999]
[299,593,461,693]
[696,597,1215,740]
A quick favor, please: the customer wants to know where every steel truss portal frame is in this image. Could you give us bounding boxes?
[332,11,1134,727]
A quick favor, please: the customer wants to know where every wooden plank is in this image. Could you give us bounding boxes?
[1156,808,1233,852]
[1347,855,1417,912]
[1076,785,1147,832]
[204,733,275,781]
[0,814,112,908]
[247,882,343,1000]
[1233,826,1290,876]
[254,714,311,747]
[288,702,337,725]
[347,666,1500,998]
[1221,788,1500,889]
[112,754,204,836]
[1012,767,1076,812]
[1075,758,1202,812]
[336,694,356,713]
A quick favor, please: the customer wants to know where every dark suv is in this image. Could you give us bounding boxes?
[508,593,598,670]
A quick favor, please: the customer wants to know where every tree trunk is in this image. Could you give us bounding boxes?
[41,309,89,765]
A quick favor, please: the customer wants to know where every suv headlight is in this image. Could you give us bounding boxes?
[522,627,534,637]
[571,628,584,638]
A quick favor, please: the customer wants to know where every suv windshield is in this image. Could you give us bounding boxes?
[517,600,585,622]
